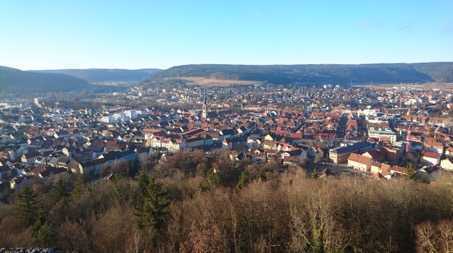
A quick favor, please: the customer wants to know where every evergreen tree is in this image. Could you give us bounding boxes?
[52,179,70,209]
[135,170,151,230]
[32,210,55,247]
[71,174,86,200]
[15,186,38,226]
[137,170,150,200]
[135,173,170,248]
[146,177,170,233]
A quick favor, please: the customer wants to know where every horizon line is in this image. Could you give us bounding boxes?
[2,60,453,71]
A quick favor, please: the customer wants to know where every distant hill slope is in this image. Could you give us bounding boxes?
[0,66,95,94]
[413,62,453,83]
[36,68,161,84]
[147,63,453,86]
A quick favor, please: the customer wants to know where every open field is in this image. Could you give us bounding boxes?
[175,76,261,87]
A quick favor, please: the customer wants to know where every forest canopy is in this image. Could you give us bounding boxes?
[0,151,452,253]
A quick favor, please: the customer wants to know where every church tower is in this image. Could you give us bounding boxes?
[201,89,208,120]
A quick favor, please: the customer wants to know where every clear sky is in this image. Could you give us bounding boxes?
[1,0,453,70]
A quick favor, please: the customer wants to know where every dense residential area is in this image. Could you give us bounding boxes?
[0,83,452,252]
[1,84,452,193]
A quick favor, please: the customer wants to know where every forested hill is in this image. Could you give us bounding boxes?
[147,62,453,86]
[412,62,453,82]
[0,66,95,94]
[35,68,161,84]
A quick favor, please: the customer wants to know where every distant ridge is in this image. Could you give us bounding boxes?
[35,68,161,84]
[2,62,453,94]
[146,62,453,86]
[0,66,95,94]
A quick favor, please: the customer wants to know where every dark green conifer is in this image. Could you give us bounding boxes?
[15,186,38,226]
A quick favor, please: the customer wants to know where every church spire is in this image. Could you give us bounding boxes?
[202,89,208,120]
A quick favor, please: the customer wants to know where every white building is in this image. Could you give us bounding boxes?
[368,127,397,144]
[440,158,453,171]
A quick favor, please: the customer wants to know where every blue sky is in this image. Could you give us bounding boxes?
[1,0,453,70]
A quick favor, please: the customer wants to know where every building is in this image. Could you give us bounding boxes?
[347,153,374,173]
[329,142,375,164]
[440,158,453,171]
[422,151,441,165]
[201,89,208,120]
[368,127,397,144]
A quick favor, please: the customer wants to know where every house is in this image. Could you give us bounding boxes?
[440,158,453,171]
[424,137,444,154]
[262,134,275,150]
[182,135,215,150]
[362,150,386,162]
[379,164,408,179]
[347,153,375,173]
[246,135,261,149]
[180,128,218,150]
[422,151,440,165]
[80,150,137,176]
[148,134,181,152]
[370,162,383,175]
[329,142,375,164]
[317,130,336,144]
[368,127,397,144]
[219,128,236,140]
[281,149,308,164]
[382,146,401,163]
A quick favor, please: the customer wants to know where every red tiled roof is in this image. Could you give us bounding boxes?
[348,153,374,167]
[422,151,440,159]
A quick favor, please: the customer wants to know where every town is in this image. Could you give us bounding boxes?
[1,83,452,195]
[3,0,453,251]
